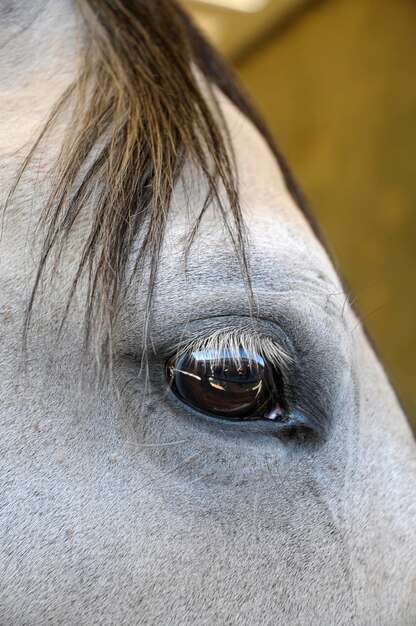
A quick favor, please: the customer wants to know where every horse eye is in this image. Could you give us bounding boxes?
[166,347,284,421]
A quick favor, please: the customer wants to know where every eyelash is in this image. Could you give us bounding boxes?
[170,327,293,374]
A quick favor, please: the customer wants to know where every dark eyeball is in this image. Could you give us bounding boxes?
[166,347,284,421]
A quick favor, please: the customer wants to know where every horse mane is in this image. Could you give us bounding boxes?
[8,0,314,363]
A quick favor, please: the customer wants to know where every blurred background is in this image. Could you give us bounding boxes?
[182,0,416,430]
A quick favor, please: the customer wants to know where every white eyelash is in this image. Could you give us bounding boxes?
[173,326,292,372]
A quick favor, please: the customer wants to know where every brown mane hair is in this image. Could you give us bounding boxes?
[8,0,313,363]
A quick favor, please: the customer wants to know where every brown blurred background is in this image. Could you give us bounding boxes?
[183,0,416,429]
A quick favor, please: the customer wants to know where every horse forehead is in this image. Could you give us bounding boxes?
[218,90,311,228]
[165,91,338,297]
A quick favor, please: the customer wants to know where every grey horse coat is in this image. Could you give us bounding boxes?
[0,1,415,624]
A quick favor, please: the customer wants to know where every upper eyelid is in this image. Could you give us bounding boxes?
[118,285,348,361]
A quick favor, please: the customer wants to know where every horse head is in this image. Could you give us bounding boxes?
[1,1,414,623]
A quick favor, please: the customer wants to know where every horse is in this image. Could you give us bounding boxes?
[1,1,415,624]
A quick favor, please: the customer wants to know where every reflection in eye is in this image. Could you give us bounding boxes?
[166,346,286,421]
